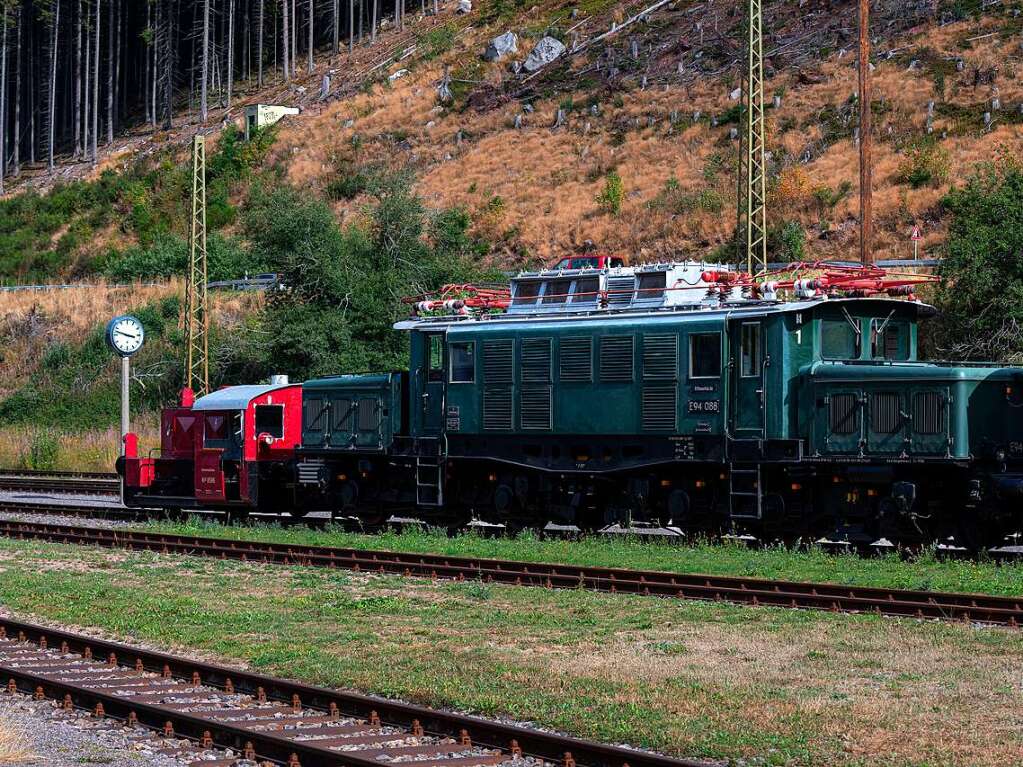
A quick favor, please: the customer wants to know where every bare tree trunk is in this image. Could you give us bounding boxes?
[227,0,234,105]
[106,0,113,144]
[347,0,351,53]
[290,0,296,66]
[243,0,249,80]
[83,1,90,157]
[200,0,209,122]
[160,0,172,129]
[281,0,289,80]
[332,0,337,54]
[49,0,61,173]
[91,0,99,163]
[13,5,21,177]
[257,0,263,86]
[0,7,7,194]
[73,0,82,156]
[371,0,376,43]
[306,0,312,72]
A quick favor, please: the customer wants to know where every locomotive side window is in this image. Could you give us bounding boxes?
[449,342,475,383]
[689,333,721,378]
[254,405,285,439]
[428,335,444,382]
[821,319,860,360]
[740,324,761,377]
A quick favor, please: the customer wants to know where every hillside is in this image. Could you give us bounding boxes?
[2,0,1023,467]
[4,0,1023,272]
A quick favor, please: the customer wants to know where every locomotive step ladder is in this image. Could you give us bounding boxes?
[728,462,763,520]
[415,437,445,507]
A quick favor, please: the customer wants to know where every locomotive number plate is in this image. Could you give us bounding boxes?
[687,399,720,413]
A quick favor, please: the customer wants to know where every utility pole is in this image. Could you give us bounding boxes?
[737,0,767,275]
[186,134,211,397]
[858,0,873,266]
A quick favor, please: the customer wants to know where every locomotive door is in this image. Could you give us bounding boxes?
[417,332,446,436]
[731,321,765,438]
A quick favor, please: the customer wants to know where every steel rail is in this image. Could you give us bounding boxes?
[0,616,710,767]
[0,470,120,495]
[0,519,1019,626]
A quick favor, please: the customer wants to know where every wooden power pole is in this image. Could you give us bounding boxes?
[858,0,873,265]
[186,134,210,397]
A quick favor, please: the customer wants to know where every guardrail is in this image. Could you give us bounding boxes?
[1,274,280,293]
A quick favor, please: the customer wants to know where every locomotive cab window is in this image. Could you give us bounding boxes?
[871,319,909,361]
[821,318,861,360]
[204,411,242,447]
[740,323,761,377]
[254,404,285,439]
[689,333,721,378]
[428,335,444,381]
[449,341,475,383]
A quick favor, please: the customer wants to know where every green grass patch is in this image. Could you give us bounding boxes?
[0,537,1019,766]
[133,520,1023,597]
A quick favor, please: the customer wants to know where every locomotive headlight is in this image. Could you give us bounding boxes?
[695,480,706,489]
[660,479,671,487]
[996,449,1007,462]
[790,483,802,492]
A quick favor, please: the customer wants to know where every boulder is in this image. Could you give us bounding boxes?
[484,32,518,61]
[457,0,472,13]
[523,36,566,73]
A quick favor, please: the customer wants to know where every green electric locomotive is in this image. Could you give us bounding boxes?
[293,261,1023,548]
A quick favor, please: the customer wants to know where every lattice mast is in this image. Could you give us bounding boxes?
[737,0,768,276]
[186,134,210,397]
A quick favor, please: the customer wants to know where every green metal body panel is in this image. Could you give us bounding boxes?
[440,314,728,438]
[301,373,403,452]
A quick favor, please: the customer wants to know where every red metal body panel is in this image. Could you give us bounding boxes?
[194,447,226,501]
[241,386,304,462]
[161,408,199,460]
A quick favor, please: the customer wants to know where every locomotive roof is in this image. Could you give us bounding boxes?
[394,297,933,332]
[192,383,297,411]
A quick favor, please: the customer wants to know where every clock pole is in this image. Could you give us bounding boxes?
[121,356,130,456]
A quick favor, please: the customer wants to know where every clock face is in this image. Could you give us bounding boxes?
[108,316,145,356]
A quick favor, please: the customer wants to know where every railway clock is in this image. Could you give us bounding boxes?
[106,315,146,357]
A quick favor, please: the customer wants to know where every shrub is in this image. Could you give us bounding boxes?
[26,431,60,471]
[896,140,951,188]
[596,171,625,215]
[648,178,724,215]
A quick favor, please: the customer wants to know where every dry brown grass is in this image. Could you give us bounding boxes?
[0,419,161,473]
[275,8,1023,268]
[0,714,33,764]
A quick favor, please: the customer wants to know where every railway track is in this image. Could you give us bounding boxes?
[0,469,120,495]
[0,615,706,767]
[0,518,1019,626]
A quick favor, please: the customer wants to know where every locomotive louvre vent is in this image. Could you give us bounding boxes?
[643,335,678,380]
[482,339,514,383]
[521,338,552,382]
[600,336,635,382]
[829,393,860,435]
[912,391,945,435]
[560,337,593,382]
[331,398,354,432]
[606,276,635,306]
[357,399,379,431]
[483,387,514,430]
[642,386,678,431]
[870,392,902,434]
[520,386,553,429]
